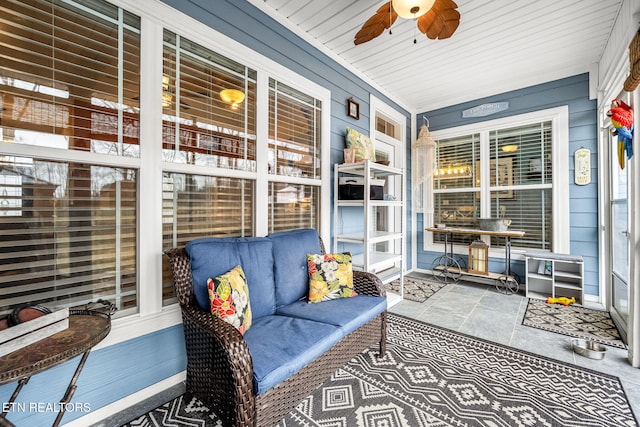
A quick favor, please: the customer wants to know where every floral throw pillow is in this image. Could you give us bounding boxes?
[207,265,252,334]
[307,252,357,303]
[346,127,376,162]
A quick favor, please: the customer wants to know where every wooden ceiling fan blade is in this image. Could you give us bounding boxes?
[417,13,441,39]
[354,1,398,45]
[417,0,460,40]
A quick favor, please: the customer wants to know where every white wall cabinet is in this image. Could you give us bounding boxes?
[333,160,404,304]
[525,253,584,304]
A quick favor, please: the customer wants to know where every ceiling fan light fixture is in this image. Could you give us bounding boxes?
[392,0,435,19]
[502,144,518,153]
[220,88,245,109]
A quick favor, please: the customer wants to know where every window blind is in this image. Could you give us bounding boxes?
[161,33,259,304]
[0,0,140,315]
[488,122,552,247]
[268,183,319,233]
[1,0,141,156]
[433,134,480,245]
[0,157,137,313]
[267,79,322,233]
[161,173,254,304]
[433,121,553,250]
[162,31,257,169]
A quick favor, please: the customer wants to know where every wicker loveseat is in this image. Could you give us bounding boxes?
[165,228,387,427]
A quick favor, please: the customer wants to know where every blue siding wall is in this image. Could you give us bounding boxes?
[0,2,411,425]
[416,74,600,296]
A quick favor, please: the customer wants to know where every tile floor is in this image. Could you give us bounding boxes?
[389,272,640,419]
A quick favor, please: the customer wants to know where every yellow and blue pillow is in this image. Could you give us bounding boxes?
[306,252,356,303]
[207,265,252,334]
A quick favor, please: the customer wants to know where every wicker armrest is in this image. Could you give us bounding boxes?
[165,247,256,425]
[353,270,386,298]
[179,305,256,423]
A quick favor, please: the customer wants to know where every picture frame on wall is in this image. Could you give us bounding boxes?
[347,97,359,120]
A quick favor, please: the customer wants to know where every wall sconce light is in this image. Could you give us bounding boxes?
[220,89,245,110]
[468,239,489,275]
[502,144,518,153]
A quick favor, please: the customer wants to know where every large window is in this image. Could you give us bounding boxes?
[161,30,257,167]
[160,31,258,304]
[160,37,325,304]
[429,108,568,252]
[0,0,141,314]
[268,79,322,233]
[1,0,329,316]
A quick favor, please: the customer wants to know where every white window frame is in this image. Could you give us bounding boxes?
[424,106,570,258]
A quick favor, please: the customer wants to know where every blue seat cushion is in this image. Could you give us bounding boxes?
[276,295,387,336]
[185,237,276,319]
[243,315,343,395]
[267,229,322,307]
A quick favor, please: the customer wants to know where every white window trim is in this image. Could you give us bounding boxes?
[1,0,332,349]
[423,106,570,258]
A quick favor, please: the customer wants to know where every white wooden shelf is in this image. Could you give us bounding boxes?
[525,252,584,304]
[334,160,405,297]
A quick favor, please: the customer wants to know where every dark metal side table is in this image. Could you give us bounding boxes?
[425,226,526,294]
[0,307,112,427]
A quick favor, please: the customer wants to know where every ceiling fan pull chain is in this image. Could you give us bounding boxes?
[389,2,393,35]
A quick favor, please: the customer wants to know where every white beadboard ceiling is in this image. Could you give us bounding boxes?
[251,0,624,113]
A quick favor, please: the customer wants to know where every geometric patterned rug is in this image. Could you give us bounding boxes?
[385,276,447,303]
[522,298,626,349]
[121,313,637,427]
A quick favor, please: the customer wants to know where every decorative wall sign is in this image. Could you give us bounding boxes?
[347,97,360,120]
[574,148,591,185]
[462,102,509,118]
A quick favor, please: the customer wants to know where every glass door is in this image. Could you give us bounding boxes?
[372,138,398,260]
[609,129,630,339]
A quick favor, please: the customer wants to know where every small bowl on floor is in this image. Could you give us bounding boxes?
[571,338,607,360]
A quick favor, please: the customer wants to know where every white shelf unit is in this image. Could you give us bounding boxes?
[333,160,404,303]
[525,253,584,304]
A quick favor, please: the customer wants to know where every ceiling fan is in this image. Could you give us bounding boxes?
[354,0,460,45]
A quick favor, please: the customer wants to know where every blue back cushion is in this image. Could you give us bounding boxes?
[185,237,276,319]
[267,228,322,307]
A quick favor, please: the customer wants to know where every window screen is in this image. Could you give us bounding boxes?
[433,134,480,245]
[0,0,140,315]
[433,121,553,249]
[0,157,137,312]
[267,79,322,233]
[162,31,257,168]
[0,0,141,156]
